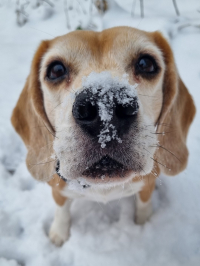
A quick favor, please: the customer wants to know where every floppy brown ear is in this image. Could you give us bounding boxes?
[11,41,56,181]
[152,31,196,176]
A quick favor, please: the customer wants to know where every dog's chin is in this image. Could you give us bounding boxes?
[56,157,141,189]
[57,170,136,190]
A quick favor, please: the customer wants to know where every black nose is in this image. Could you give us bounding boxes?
[72,88,139,139]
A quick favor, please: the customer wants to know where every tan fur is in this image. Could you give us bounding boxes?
[48,175,67,206]
[11,41,56,181]
[11,27,196,241]
[152,31,196,175]
[138,164,160,202]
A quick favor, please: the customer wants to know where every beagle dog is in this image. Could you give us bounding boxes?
[11,27,196,246]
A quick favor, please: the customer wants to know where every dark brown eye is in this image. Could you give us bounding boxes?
[47,62,66,80]
[136,56,157,74]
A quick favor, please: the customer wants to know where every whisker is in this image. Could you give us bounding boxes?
[138,93,158,98]
[49,101,64,115]
[138,164,147,178]
[150,157,171,171]
[48,171,58,184]
[156,123,174,128]
[29,26,55,37]
[29,159,56,166]
[142,147,171,171]
[30,125,57,129]
[150,171,158,178]
[151,144,181,162]
[145,123,173,128]
[151,131,173,135]
[42,120,58,139]
[69,87,76,94]
[150,163,159,179]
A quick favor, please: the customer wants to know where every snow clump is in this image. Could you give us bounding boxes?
[82,72,138,148]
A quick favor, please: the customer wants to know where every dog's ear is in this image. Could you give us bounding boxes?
[11,41,56,181]
[152,31,196,176]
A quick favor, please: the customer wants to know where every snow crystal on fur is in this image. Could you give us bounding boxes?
[81,71,138,148]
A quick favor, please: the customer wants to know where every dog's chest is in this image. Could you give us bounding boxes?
[61,180,144,203]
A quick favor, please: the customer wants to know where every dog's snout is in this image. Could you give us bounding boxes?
[72,88,139,139]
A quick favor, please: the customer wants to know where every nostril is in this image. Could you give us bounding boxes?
[115,102,139,119]
[73,101,98,121]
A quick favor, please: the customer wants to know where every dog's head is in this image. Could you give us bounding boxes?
[11,27,195,188]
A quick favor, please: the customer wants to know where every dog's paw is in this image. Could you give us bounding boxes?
[49,221,70,246]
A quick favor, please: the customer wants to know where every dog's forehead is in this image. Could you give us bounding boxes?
[43,27,163,67]
[52,27,148,49]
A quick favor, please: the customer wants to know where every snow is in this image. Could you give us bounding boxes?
[0,258,20,266]
[81,71,138,147]
[0,0,200,265]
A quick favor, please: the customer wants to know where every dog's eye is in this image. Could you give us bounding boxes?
[47,62,66,80]
[136,56,157,74]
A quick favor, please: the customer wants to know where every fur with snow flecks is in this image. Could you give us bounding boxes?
[52,71,157,188]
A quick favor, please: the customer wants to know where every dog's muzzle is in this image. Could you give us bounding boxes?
[56,84,140,182]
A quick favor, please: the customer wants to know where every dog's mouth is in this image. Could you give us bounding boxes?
[56,160,67,181]
[82,155,128,178]
[56,155,128,181]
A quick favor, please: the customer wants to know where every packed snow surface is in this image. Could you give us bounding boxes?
[0,0,200,266]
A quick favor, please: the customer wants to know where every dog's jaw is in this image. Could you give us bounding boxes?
[53,115,157,188]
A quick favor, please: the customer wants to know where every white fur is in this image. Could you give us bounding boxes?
[61,180,144,204]
[134,193,153,224]
[49,200,72,246]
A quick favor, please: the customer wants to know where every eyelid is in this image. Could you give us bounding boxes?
[138,54,157,65]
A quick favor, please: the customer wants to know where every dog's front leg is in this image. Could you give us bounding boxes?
[49,188,72,246]
[134,177,155,225]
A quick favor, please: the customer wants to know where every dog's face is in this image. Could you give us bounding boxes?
[11,27,195,187]
[40,28,164,186]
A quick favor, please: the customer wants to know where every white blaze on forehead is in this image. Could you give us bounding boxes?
[81,71,139,148]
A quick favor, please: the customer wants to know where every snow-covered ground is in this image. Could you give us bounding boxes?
[0,0,200,265]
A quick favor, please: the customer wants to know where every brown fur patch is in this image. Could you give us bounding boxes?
[152,31,196,175]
